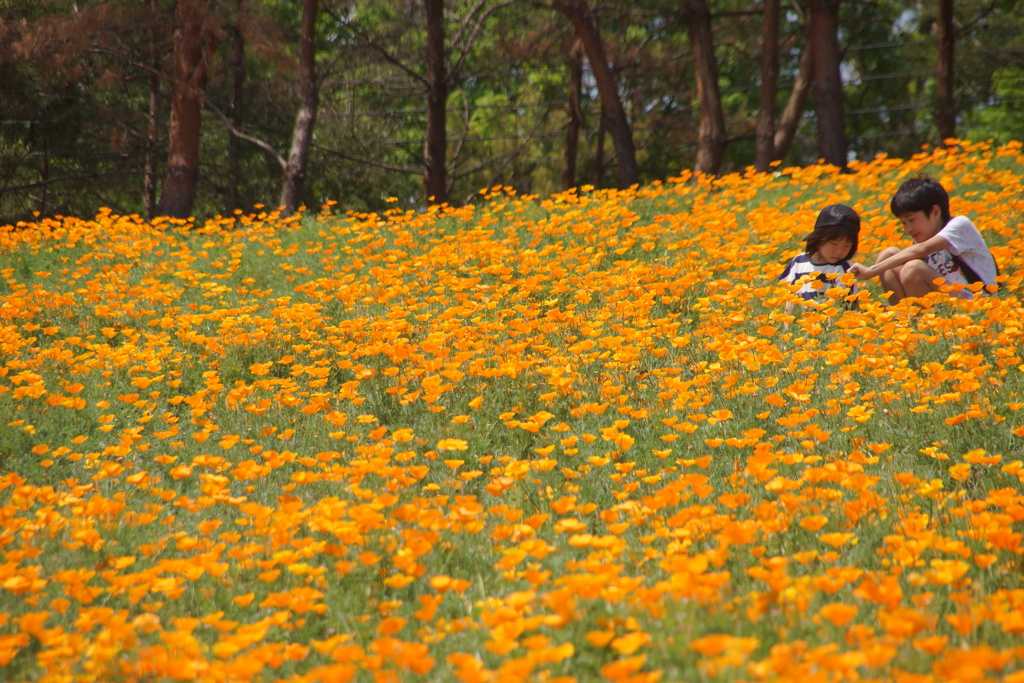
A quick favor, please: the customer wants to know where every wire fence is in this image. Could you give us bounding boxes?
[8,24,1024,159]
[3,24,1022,219]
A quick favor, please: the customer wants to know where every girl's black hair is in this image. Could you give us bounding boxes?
[889,176,951,224]
[805,204,860,261]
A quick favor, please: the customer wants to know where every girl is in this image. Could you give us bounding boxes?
[779,203,861,304]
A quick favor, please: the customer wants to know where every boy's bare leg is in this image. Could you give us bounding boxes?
[896,259,941,299]
[876,247,906,305]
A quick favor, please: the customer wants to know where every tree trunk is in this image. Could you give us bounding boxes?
[227,0,245,213]
[156,0,216,219]
[38,123,49,215]
[280,0,320,214]
[936,0,956,143]
[146,47,160,219]
[423,0,448,204]
[683,0,726,176]
[594,110,606,187]
[562,36,583,191]
[554,0,639,188]
[755,0,779,172]
[774,29,814,161]
[808,0,846,168]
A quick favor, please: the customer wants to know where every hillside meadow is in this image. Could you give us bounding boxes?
[1,141,1024,682]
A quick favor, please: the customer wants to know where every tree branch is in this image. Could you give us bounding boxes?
[204,101,287,173]
[454,103,553,202]
[314,145,421,174]
[953,0,1001,38]
[0,171,138,198]
[447,88,473,187]
[353,27,427,85]
[449,0,519,80]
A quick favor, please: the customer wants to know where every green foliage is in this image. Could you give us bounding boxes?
[3,0,1024,223]
[967,66,1024,143]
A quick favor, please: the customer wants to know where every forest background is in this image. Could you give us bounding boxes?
[1,0,1023,225]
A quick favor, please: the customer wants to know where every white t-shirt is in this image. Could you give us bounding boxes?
[924,215,997,287]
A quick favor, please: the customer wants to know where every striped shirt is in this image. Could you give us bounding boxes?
[779,253,857,302]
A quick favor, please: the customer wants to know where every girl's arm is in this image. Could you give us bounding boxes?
[778,257,796,282]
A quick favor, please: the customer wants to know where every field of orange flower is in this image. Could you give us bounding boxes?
[1,140,1024,682]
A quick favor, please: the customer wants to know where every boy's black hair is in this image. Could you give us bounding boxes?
[805,203,860,261]
[889,176,951,224]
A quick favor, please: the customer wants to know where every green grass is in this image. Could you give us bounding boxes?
[0,143,1023,681]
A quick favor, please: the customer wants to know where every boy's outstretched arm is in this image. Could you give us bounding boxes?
[849,233,950,281]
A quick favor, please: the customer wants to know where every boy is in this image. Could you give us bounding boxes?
[849,176,997,304]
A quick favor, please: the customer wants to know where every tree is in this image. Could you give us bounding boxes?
[562,36,584,191]
[424,0,448,203]
[156,0,221,218]
[6,0,1024,221]
[807,0,846,168]
[749,0,813,169]
[755,0,780,172]
[207,0,321,215]
[208,0,331,214]
[547,0,639,188]
[682,0,726,176]
[774,19,815,163]
[280,0,320,213]
[224,0,246,213]
[340,0,517,204]
[935,0,955,142]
